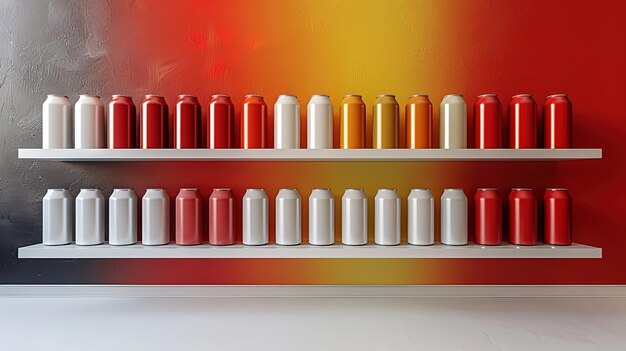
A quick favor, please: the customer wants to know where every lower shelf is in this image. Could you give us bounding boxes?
[18,243,602,259]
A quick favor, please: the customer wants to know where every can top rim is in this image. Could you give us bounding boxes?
[212,188,232,191]
[477,188,499,191]
[378,188,397,191]
[311,94,329,97]
[443,94,463,98]
[113,188,132,191]
[512,93,533,98]
[477,94,497,98]
[48,188,67,191]
[345,188,364,191]
[409,94,429,98]
[343,94,362,98]
[376,94,395,98]
[545,187,569,191]
[444,188,465,191]
[245,94,264,98]
[245,188,266,191]
[145,94,164,98]
[47,94,68,98]
[312,188,331,191]
[511,187,533,190]
[278,94,297,98]
[179,188,198,191]
[410,188,431,191]
[178,94,198,98]
[112,94,132,99]
[146,188,165,191]
[79,94,101,98]
[212,94,231,98]
[80,189,100,191]
[279,188,299,191]
[547,93,568,98]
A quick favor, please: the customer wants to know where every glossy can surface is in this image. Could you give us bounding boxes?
[108,95,136,148]
[543,94,572,148]
[340,95,366,149]
[544,188,572,245]
[241,94,268,148]
[140,94,168,148]
[341,188,368,245]
[175,94,201,148]
[275,189,302,245]
[473,94,502,148]
[274,94,300,149]
[175,188,203,245]
[142,189,170,246]
[374,188,401,245]
[508,188,537,245]
[373,94,399,149]
[108,189,137,246]
[405,94,432,148]
[474,188,502,245]
[242,189,269,245]
[307,95,333,149]
[75,189,105,246]
[209,188,236,246]
[440,188,468,245]
[42,189,72,246]
[509,94,537,148]
[42,94,72,148]
[439,94,467,149]
[308,188,334,245]
[208,94,234,149]
[407,188,434,245]
[74,94,105,149]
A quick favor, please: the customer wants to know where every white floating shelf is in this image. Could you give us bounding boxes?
[18,243,601,259]
[18,148,602,161]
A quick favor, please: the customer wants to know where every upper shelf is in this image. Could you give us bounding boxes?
[18,148,602,162]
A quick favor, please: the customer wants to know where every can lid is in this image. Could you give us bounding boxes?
[113,188,132,191]
[444,188,465,191]
[409,94,429,98]
[213,188,232,191]
[146,188,164,191]
[443,94,463,98]
[343,94,362,98]
[511,187,533,190]
[80,94,101,98]
[180,188,198,191]
[312,94,329,97]
[246,188,266,191]
[81,189,99,191]
[547,93,568,98]
[145,94,164,98]
[477,93,497,98]
[345,188,364,191]
[245,94,264,98]
[279,188,298,191]
[512,93,533,98]
[377,94,395,98]
[312,188,331,191]
[545,187,568,191]
[212,94,231,98]
[178,94,198,98]
[47,94,68,98]
[112,94,132,99]
[378,188,397,191]
[411,188,431,191]
[278,94,297,98]
[477,187,499,191]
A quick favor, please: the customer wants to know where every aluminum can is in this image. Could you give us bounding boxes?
[373,94,399,149]
[405,94,432,148]
[42,189,72,245]
[374,188,401,245]
[241,94,268,148]
[208,94,234,148]
[142,189,170,246]
[440,94,467,149]
[75,189,105,245]
[508,94,537,148]
[175,94,201,148]
[544,188,572,245]
[242,188,269,245]
[341,188,368,245]
[308,188,334,245]
[473,94,502,148]
[108,95,136,148]
[140,94,168,148]
[340,94,366,149]
[42,94,72,148]
[407,188,434,245]
[508,188,537,245]
[543,94,572,148]
[275,189,301,245]
[274,94,300,149]
[74,94,105,149]
[209,188,236,246]
[441,188,468,245]
[108,188,137,245]
[175,188,203,245]
[307,94,333,149]
[474,188,502,245]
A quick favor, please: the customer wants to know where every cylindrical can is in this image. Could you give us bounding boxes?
[374,188,401,245]
[341,188,368,245]
[74,94,105,149]
[108,188,137,246]
[508,94,537,148]
[209,188,236,246]
[340,94,366,149]
[308,188,334,245]
[474,188,502,246]
[140,94,168,148]
[275,189,301,245]
[42,189,72,245]
[543,94,572,148]
[544,188,572,245]
[307,94,333,149]
[274,94,300,149]
[241,94,268,148]
[439,94,467,149]
[508,188,537,245]
[441,188,468,245]
[175,188,203,245]
[208,94,234,149]
[42,94,72,148]
[473,94,502,148]
[242,188,269,245]
[373,94,399,149]
[108,95,136,148]
[175,94,201,148]
[405,94,432,149]
[407,188,434,245]
[75,189,105,246]
[142,189,170,246]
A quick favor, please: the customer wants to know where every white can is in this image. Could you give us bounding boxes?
[74,94,105,148]
[374,188,401,245]
[42,94,72,148]
[142,189,170,246]
[108,189,137,245]
[441,188,468,245]
[75,189,105,245]
[274,94,300,149]
[308,188,334,245]
[307,94,333,149]
[342,188,368,245]
[42,189,73,245]
[275,188,301,245]
[242,188,269,245]
[439,94,467,149]
[407,188,434,245]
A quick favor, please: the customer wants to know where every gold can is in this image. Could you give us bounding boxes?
[340,94,366,148]
[405,94,432,148]
[372,94,399,149]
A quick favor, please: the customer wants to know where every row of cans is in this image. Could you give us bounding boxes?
[43,187,571,247]
[41,93,572,150]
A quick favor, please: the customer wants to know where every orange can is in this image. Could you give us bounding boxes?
[340,94,366,148]
[373,94,399,149]
[405,94,432,148]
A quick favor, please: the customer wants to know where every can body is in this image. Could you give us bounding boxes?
[307,95,333,149]
[374,189,401,245]
[308,189,334,245]
[340,95,366,149]
[42,189,73,245]
[142,189,170,245]
[274,94,300,149]
[473,94,502,148]
[140,94,168,148]
[175,189,203,245]
[407,188,434,245]
[441,188,468,245]
[74,95,105,148]
[241,94,268,148]
[242,189,269,245]
[42,94,72,148]
[275,189,301,245]
[439,94,467,149]
[209,188,236,245]
[341,189,368,245]
[544,188,572,245]
[208,94,234,148]
[373,95,399,149]
[108,95,136,148]
[474,188,502,245]
[508,188,537,245]
[406,94,432,148]
[75,189,105,245]
[175,94,201,148]
[543,94,572,148]
[508,94,537,148]
[108,189,137,245]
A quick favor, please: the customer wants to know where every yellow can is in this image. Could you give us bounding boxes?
[372,94,399,149]
[340,94,366,149]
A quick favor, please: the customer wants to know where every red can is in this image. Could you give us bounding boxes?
[140,94,168,148]
[544,188,572,245]
[208,94,235,148]
[508,188,537,245]
[474,188,502,245]
[107,95,136,148]
[473,94,502,148]
[508,94,537,148]
[175,188,203,245]
[241,94,268,148]
[208,188,236,245]
[175,94,201,148]
[543,94,572,148]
